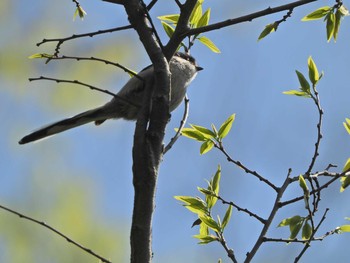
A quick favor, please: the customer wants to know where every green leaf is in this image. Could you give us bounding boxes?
[340,175,350,192]
[308,56,319,85]
[295,70,310,93]
[283,90,311,98]
[28,53,54,59]
[189,1,203,27]
[161,21,175,38]
[200,140,214,155]
[333,10,342,41]
[174,196,208,215]
[199,215,221,233]
[181,128,206,141]
[258,23,276,41]
[278,215,303,227]
[339,225,350,232]
[339,5,350,16]
[343,118,350,134]
[299,175,309,193]
[212,165,221,197]
[198,187,214,196]
[191,125,216,139]
[301,6,331,21]
[197,8,210,28]
[302,221,312,240]
[222,205,232,230]
[193,234,218,244]
[199,221,209,236]
[326,12,335,42]
[197,36,221,53]
[289,219,304,239]
[157,14,180,24]
[218,114,235,140]
[73,6,87,21]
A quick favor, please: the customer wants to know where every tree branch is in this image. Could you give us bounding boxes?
[0,204,111,263]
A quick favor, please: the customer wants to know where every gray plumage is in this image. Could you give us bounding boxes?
[19,53,202,144]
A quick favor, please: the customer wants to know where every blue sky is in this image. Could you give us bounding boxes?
[2,0,350,262]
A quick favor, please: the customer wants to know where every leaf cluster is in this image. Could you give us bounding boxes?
[302,4,349,42]
[175,166,232,244]
[179,114,235,154]
[283,56,322,97]
[158,0,220,53]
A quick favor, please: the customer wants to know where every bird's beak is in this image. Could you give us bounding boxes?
[196,66,204,71]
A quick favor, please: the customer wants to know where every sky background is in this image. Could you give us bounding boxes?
[1,0,350,262]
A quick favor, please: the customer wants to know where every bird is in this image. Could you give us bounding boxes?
[19,52,203,144]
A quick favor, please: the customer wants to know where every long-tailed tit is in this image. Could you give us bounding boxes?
[19,52,202,144]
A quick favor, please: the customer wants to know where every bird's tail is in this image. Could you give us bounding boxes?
[19,106,110,144]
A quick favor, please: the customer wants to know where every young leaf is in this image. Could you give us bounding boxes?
[199,214,221,233]
[308,56,319,85]
[157,14,180,24]
[73,6,87,21]
[258,23,276,41]
[161,21,175,38]
[282,90,311,98]
[193,234,218,244]
[181,128,206,141]
[301,6,331,21]
[342,158,350,172]
[222,205,232,230]
[289,219,304,239]
[333,10,342,41]
[28,53,54,59]
[189,1,203,27]
[299,175,309,193]
[218,114,235,140]
[174,196,208,215]
[199,221,209,236]
[191,125,216,139]
[200,140,214,155]
[339,225,350,232]
[295,70,310,93]
[339,5,350,16]
[340,176,350,192]
[278,215,303,227]
[197,8,211,28]
[343,118,350,134]
[326,12,336,42]
[197,36,221,53]
[212,165,221,197]
[302,221,312,240]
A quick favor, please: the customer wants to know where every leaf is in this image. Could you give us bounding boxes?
[199,215,221,233]
[197,36,221,53]
[258,23,276,41]
[222,205,232,230]
[301,6,331,21]
[73,6,87,21]
[189,1,203,27]
[200,140,214,155]
[180,128,206,141]
[299,175,309,193]
[28,53,54,59]
[295,70,310,93]
[157,14,180,24]
[343,118,350,134]
[302,221,312,240]
[198,187,214,196]
[326,12,335,42]
[338,225,350,232]
[161,21,175,38]
[191,218,202,228]
[283,90,311,98]
[199,221,209,236]
[333,10,342,41]
[340,175,350,192]
[343,158,350,172]
[197,8,210,28]
[289,219,304,239]
[308,56,319,85]
[211,165,221,197]
[339,5,350,16]
[174,196,208,215]
[218,114,235,140]
[191,125,216,139]
[193,234,218,244]
[278,215,303,227]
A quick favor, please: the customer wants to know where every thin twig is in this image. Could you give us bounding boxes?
[244,169,293,263]
[28,76,141,108]
[217,232,238,263]
[215,143,279,192]
[0,204,111,263]
[164,95,190,154]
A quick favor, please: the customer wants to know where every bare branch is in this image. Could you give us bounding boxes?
[184,0,318,37]
[0,203,111,263]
